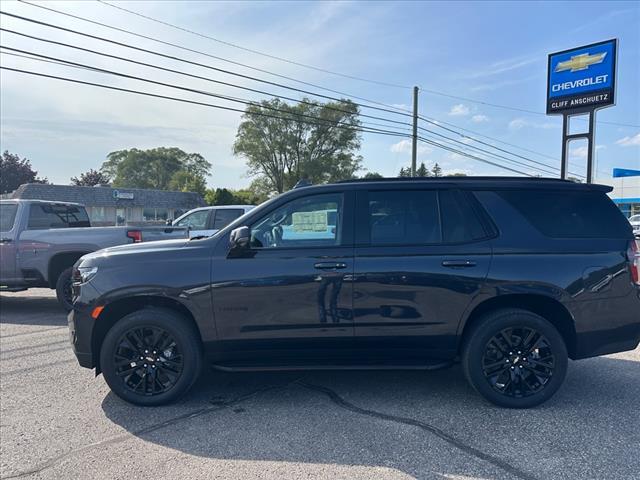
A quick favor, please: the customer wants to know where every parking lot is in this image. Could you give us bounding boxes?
[0,289,638,480]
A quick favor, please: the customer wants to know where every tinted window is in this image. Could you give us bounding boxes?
[439,190,487,243]
[175,210,209,229]
[498,190,631,238]
[0,203,18,231]
[368,190,441,245]
[251,194,342,248]
[28,204,90,229]
[213,209,243,230]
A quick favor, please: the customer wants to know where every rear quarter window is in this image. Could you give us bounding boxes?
[497,190,632,238]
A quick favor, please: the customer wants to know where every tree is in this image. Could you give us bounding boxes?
[101,147,211,191]
[233,98,362,194]
[168,171,207,197]
[398,162,430,178]
[0,151,48,194]
[362,172,384,179]
[431,163,443,177]
[70,168,110,186]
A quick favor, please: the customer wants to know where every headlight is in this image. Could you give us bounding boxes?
[73,266,98,284]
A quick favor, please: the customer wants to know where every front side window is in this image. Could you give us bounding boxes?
[175,210,209,229]
[213,209,243,230]
[250,193,342,248]
[368,190,440,245]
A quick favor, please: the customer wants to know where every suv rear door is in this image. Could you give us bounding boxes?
[352,187,493,360]
[0,202,20,283]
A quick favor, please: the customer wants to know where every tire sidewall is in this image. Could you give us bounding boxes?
[100,308,202,406]
[464,310,568,409]
[55,267,74,312]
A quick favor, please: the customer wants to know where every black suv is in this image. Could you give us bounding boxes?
[68,178,640,408]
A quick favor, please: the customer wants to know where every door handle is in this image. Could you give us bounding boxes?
[442,260,476,268]
[0,238,12,244]
[314,262,347,270]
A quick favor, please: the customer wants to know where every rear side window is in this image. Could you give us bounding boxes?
[28,204,90,229]
[368,190,441,245]
[497,190,631,238]
[212,209,243,230]
[439,190,487,243]
[0,203,18,231]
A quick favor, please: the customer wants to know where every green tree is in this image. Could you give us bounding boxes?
[70,168,110,186]
[397,162,430,178]
[169,171,207,196]
[362,171,384,179]
[101,147,211,191]
[431,163,443,177]
[0,151,48,194]
[398,166,412,177]
[233,98,362,194]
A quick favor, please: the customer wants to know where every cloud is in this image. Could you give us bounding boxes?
[390,139,432,155]
[615,133,640,147]
[508,118,558,130]
[448,104,470,116]
[569,145,606,159]
[471,114,489,123]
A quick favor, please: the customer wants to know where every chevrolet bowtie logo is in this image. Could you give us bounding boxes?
[555,52,607,73]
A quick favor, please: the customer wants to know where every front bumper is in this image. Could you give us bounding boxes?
[68,307,97,369]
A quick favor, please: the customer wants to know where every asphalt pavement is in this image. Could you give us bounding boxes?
[1,289,638,480]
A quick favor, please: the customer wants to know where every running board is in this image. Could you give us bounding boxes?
[210,362,453,372]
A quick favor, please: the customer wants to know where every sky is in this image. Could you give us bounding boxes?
[1,0,639,190]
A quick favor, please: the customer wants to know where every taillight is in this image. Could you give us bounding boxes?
[628,240,640,286]
[127,230,143,243]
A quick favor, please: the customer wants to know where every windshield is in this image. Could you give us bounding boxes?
[0,203,18,231]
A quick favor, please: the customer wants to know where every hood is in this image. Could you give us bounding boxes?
[81,238,191,263]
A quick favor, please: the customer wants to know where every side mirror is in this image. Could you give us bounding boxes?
[165,219,173,226]
[229,226,250,250]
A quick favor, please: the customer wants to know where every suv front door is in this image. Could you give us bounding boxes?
[353,187,492,361]
[211,191,355,361]
[0,202,20,284]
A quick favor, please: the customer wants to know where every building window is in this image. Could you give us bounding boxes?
[143,208,156,221]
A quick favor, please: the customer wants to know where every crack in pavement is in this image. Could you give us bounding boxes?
[298,381,538,480]
[0,380,298,479]
[0,327,67,339]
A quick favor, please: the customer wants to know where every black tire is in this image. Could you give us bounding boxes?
[55,267,74,311]
[462,308,568,408]
[100,308,203,406]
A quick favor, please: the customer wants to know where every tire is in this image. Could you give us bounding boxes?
[55,267,74,311]
[100,308,203,406]
[462,308,568,408]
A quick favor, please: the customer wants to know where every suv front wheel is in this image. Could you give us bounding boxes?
[462,309,568,408]
[100,308,203,406]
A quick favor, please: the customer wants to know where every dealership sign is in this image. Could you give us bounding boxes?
[113,190,134,200]
[547,39,617,114]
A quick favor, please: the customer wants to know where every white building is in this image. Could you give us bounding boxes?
[597,169,640,218]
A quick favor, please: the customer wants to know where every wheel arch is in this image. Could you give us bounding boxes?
[91,295,202,374]
[48,251,90,287]
[459,294,577,359]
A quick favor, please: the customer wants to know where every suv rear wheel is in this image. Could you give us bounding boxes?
[100,308,203,406]
[462,308,568,408]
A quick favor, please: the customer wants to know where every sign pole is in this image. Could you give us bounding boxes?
[560,114,569,180]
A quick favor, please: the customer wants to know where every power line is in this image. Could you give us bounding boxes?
[96,0,411,90]
[417,88,639,129]
[1,64,535,178]
[0,66,411,139]
[417,136,532,177]
[0,28,412,131]
[15,1,413,115]
[0,46,412,138]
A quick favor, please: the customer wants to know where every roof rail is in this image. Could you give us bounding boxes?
[335,176,573,184]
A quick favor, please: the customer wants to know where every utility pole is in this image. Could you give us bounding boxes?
[411,86,419,177]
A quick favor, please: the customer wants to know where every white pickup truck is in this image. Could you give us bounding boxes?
[0,199,188,309]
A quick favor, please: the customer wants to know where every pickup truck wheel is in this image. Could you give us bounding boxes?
[55,267,74,311]
[462,309,568,409]
[100,308,203,406]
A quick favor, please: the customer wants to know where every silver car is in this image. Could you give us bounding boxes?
[172,205,255,238]
[629,214,640,238]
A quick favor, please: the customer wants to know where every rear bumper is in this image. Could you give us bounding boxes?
[68,307,97,369]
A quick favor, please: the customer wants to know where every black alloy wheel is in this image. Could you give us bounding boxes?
[55,267,74,311]
[100,308,203,406]
[481,327,555,398]
[113,326,184,396]
[462,309,568,408]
